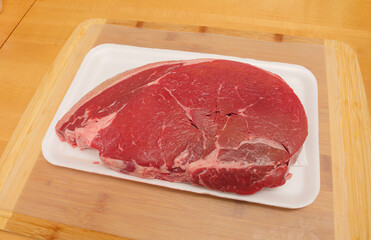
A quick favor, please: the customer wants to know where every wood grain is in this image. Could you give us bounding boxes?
[325,40,371,240]
[11,0,371,110]
[0,0,369,239]
[0,0,35,46]
[1,19,334,240]
[0,0,370,156]
[12,155,333,240]
[0,230,31,240]
[0,18,107,228]
[6,213,130,240]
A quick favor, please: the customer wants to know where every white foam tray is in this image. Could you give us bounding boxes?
[42,44,320,209]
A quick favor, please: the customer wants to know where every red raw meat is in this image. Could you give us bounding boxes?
[56,59,308,195]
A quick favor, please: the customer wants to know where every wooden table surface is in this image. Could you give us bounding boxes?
[0,0,369,239]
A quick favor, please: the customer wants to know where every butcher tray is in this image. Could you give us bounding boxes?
[0,18,368,240]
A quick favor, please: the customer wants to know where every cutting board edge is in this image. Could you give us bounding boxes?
[324,39,371,240]
[5,213,131,240]
[0,18,108,228]
[0,18,368,239]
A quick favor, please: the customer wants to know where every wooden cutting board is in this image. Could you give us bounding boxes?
[0,19,369,240]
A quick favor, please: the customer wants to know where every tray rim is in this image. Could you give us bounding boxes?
[0,18,369,240]
[42,43,321,209]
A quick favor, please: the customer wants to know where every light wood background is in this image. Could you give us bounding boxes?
[0,0,370,156]
[0,0,370,239]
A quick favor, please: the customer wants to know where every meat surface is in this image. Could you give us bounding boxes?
[56,59,308,195]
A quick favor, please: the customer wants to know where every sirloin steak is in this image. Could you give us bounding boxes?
[56,59,308,195]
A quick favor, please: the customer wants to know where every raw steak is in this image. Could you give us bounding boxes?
[56,59,308,195]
